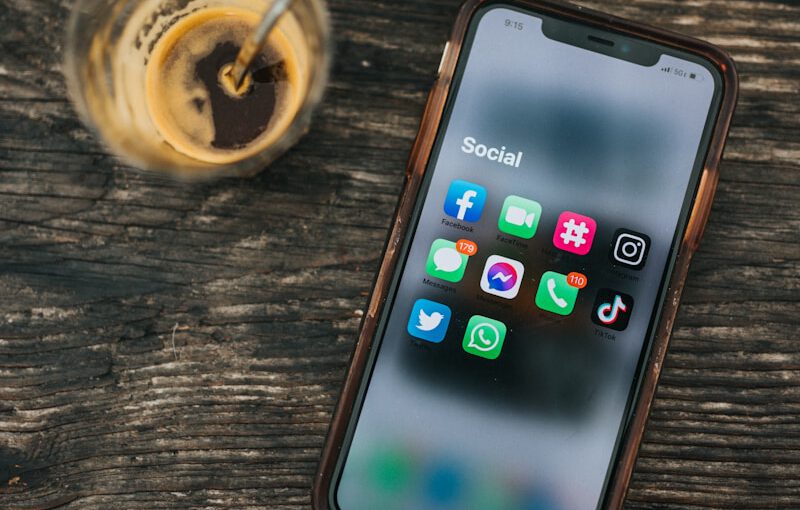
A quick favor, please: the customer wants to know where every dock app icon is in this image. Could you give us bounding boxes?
[443,179,487,223]
[407,299,452,343]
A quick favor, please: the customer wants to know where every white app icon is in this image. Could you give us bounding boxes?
[480,255,525,299]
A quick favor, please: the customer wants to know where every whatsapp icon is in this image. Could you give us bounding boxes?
[462,315,507,360]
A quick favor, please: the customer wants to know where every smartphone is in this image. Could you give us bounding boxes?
[314,1,738,509]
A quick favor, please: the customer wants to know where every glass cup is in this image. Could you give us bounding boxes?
[64,0,330,179]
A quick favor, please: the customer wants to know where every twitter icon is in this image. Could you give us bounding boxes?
[407,299,452,343]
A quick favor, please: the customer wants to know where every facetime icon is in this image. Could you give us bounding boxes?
[507,207,535,227]
[498,195,542,239]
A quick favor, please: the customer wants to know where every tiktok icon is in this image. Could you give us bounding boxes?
[591,289,635,331]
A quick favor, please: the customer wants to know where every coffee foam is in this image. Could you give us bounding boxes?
[145,7,302,164]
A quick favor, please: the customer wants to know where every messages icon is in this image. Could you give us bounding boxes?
[426,239,468,283]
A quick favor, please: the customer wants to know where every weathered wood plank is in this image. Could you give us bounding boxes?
[0,0,798,508]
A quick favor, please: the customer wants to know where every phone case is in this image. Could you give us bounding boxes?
[312,1,738,508]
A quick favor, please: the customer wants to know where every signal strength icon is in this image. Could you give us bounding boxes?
[660,66,672,73]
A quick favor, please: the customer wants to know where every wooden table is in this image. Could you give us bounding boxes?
[1,0,798,508]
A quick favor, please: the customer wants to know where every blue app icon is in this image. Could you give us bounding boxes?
[407,299,452,343]
[443,179,487,222]
[423,460,464,505]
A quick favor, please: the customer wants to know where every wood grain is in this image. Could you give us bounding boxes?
[0,0,798,508]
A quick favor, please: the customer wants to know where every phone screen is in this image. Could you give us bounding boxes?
[335,5,721,509]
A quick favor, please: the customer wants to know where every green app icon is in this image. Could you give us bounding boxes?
[498,195,542,239]
[462,315,507,360]
[426,239,468,283]
[535,271,579,315]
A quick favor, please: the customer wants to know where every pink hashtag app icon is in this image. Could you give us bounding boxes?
[553,211,597,255]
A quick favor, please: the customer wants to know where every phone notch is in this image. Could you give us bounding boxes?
[541,16,660,66]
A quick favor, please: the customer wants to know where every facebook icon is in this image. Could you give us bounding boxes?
[443,179,487,222]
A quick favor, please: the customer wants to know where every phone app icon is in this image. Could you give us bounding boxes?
[611,228,650,270]
[426,239,468,282]
[498,195,542,239]
[535,271,579,315]
[480,255,524,299]
[462,315,507,360]
[443,179,487,222]
[407,299,452,343]
[592,289,634,330]
[552,211,597,255]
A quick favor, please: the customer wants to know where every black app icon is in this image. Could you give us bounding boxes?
[610,228,650,270]
[592,289,634,331]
